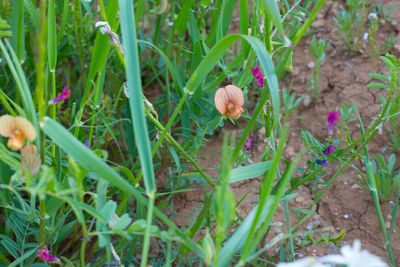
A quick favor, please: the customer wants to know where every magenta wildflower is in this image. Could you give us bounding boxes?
[38,245,60,263]
[84,140,89,148]
[48,86,71,104]
[323,144,335,155]
[251,64,264,87]
[327,111,340,135]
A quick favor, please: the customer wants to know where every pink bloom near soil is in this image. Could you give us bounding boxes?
[327,111,340,135]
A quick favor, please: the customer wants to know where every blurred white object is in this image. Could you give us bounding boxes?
[277,257,328,267]
[278,240,387,267]
[368,13,377,20]
[320,240,388,267]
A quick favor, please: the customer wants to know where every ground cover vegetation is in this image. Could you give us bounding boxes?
[0,0,399,266]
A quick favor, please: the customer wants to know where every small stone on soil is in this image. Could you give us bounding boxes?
[303,94,311,107]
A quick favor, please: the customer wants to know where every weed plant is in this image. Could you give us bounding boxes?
[308,35,330,97]
[0,0,398,267]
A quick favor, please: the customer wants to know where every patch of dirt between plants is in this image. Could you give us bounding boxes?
[165,0,400,264]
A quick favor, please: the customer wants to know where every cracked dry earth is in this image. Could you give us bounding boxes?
[167,0,400,264]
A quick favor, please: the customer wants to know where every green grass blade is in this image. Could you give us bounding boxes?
[23,0,39,32]
[230,161,272,183]
[218,198,274,267]
[118,0,155,194]
[11,0,25,61]
[239,0,249,56]
[0,39,39,147]
[261,0,287,43]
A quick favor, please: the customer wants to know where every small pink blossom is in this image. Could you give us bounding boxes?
[48,86,71,104]
[38,245,60,263]
[251,64,264,87]
[327,111,339,135]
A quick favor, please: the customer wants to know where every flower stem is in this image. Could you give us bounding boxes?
[39,199,46,247]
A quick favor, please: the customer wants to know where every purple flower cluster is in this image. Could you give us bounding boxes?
[316,144,336,167]
[251,64,264,88]
[243,136,253,155]
[314,111,340,167]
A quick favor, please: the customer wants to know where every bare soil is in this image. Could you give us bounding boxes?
[166,0,400,264]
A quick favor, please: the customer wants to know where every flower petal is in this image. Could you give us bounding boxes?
[215,87,229,115]
[0,115,16,137]
[14,116,36,141]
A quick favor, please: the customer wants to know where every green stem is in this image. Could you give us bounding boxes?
[39,199,46,247]
[292,129,378,232]
[79,223,90,266]
[140,192,155,267]
[284,199,294,261]
[143,108,215,188]
[131,93,189,173]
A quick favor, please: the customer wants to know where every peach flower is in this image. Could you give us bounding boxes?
[0,115,37,150]
[214,85,245,119]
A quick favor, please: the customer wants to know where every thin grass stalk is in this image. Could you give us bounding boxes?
[389,188,400,240]
[365,162,396,266]
[56,0,69,43]
[241,152,303,265]
[284,199,294,261]
[276,0,327,76]
[144,108,215,188]
[240,126,289,262]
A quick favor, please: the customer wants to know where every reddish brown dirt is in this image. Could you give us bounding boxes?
[167,0,400,264]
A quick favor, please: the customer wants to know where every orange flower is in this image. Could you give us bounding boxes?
[214,85,245,119]
[0,115,37,150]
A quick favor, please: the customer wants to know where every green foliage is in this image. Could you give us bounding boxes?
[308,35,330,97]
[369,154,400,201]
[0,0,398,266]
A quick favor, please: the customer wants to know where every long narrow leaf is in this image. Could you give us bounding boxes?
[118,0,155,194]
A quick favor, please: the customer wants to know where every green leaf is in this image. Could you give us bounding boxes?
[368,73,390,82]
[260,0,288,43]
[230,161,272,183]
[119,0,156,193]
[113,214,132,230]
[366,83,389,89]
[8,247,38,267]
